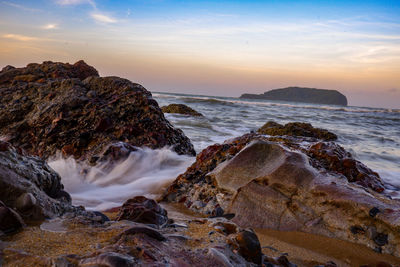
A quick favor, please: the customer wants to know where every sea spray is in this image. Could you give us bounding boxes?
[48,147,194,211]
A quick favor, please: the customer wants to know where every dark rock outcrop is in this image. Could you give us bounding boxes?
[116,196,168,226]
[0,141,72,221]
[162,124,400,256]
[0,60,195,161]
[258,121,337,141]
[0,201,25,235]
[240,87,348,106]
[161,104,203,117]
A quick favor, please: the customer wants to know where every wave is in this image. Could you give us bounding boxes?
[48,147,194,211]
[153,92,398,115]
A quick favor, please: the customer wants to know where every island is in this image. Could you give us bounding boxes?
[240,86,348,106]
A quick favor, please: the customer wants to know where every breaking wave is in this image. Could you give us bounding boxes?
[48,147,194,211]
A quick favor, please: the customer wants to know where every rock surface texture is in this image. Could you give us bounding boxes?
[1,197,297,267]
[0,141,72,221]
[240,86,348,106]
[161,103,203,117]
[0,60,195,162]
[163,123,400,257]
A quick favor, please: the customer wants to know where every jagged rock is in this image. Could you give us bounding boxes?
[116,196,168,226]
[258,121,337,141]
[162,104,203,117]
[0,141,72,220]
[0,60,195,161]
[163,130,400,257]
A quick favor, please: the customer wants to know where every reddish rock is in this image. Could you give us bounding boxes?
[227,230,262,264]
[0,60,195,161]
[116,196,168,226]
[308,142,384,192]
[163,128,400,257]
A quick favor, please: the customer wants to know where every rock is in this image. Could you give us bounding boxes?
[163,130,400,257]
[227,230,262,264]
[15,193,37,211]
[0,201,25,234]
[240,86,348,106]
[117,226,167,241]
[80,252,136,267]
[258,121,337,141]
[0,141,72,220]
[162,104,203,117]
[0,60,195,161]
[116,196,168,226]
[308,142,384,192]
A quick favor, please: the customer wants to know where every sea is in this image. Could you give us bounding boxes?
[48,92,400,211]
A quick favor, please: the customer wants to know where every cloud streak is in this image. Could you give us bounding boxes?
[2,34,37,41]
[43,23,59,30]
[1,1,41,12]
[91,12,117,24]
[57,0,95,8]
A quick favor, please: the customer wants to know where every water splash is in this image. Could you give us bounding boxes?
[48,147,194,211]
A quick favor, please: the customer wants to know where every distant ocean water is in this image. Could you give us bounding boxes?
[50,92,400,210]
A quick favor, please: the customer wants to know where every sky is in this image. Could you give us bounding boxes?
[0,0,399,108]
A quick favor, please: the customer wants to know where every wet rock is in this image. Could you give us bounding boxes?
[227,230,262,264]
[258,121,337,141]
[0,201,25,234]
[116,196,168,226]
[15,193,37,211]
[0,142,73,220]
[162,104,203,117]
[0,60,195,160]
[80,252,136,267]
[308,142,384,192]
[117,226,166,241]
[163,131,400,257]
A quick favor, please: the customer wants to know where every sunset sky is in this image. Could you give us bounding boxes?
[1,0,399,108]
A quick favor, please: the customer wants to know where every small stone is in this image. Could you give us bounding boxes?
[227,230,262,264]
[118,226,166,241]
[369,207,380,217]
[116,196,168,226]
[373,233,388,246]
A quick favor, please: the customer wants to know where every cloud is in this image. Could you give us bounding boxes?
[57,0,95,8]
[2,34,37,41]
[91,12,117,24]
[1,1,41,12]
[43,23,59,30]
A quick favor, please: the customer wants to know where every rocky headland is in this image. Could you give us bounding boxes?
[240,87,348,106]
[1,61,399,266]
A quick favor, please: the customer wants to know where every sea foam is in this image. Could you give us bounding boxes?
[48,147,194,211]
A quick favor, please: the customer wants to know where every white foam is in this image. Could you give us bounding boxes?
[48,147,194,211]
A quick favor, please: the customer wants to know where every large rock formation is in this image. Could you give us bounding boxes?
[0,141,72,221]
[0,60,195,162]
[240,87,348,106]
[162,124,400,257]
